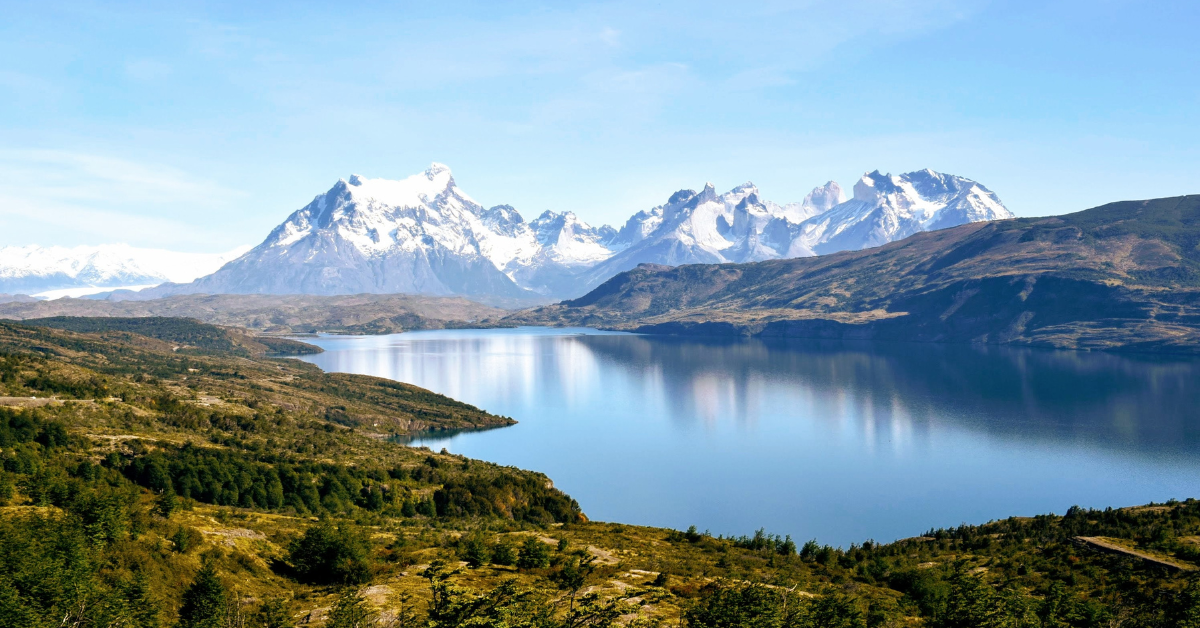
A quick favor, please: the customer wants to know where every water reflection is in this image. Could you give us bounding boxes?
[297,328,1200,546]
[575,335,1200,456]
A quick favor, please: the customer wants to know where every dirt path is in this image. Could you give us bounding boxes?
[1074,536,1196,572]
[0,396,61,408]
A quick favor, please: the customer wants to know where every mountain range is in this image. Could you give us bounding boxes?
[505,195,1200,353]
[0,244,249,298]
[123,163,1012,303]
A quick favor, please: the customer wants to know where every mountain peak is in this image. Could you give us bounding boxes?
[802,181,846,213]
[425,162,452,179]
[731,181,757,193]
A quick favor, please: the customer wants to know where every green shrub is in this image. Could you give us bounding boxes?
[287,522,373,585]
[516,537,551,570]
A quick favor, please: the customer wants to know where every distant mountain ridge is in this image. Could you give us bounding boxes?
[505,195,1200,354]
[0,244,249,296]
[124,163,1012,302]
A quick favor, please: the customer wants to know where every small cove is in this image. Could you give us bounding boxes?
[296,327,1200,547]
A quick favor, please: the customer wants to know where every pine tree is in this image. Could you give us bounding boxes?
[178,563,227,628]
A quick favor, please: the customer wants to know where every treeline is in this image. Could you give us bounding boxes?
[118,441,580,524]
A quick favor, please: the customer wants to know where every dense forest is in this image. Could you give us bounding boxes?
[2,318,1199,627]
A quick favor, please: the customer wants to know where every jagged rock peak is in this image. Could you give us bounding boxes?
[668,189,697,204]
[803,181,846,213]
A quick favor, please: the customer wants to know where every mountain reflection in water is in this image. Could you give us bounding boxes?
[297,328,1200,546]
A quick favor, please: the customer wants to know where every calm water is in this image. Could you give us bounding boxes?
[296,327,1200,546]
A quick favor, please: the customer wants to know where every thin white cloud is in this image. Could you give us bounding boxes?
[0,149,242,204]
[0,149,246,248]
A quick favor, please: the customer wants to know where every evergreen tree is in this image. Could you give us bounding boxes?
[120,571,162,628]
[491,540,517,566]
[461,533,491,568]
[287,522,372,585]
[178,563,227,628]
[684,582,782,628]
[155,490,177,519]
[516,537,551,570]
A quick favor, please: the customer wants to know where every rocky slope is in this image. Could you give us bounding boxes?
[135,164,1010,302]
[504,195,1200,353]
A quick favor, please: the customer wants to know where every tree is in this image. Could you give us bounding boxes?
[155,490,177,519]
[423,560,548,628]
[286,522,372,585]
[932,569,1032,628]
[1164,580,1200,628]
[553,552,604,620]
[326,588,373,628]
[492,539,517,566]
[118,571,162,628]
[685,582,783,628]
[805,594,866,628]
[253,598,292,628]
[461,534,491,568]
[517,537,552,570]
[178,563,227,628]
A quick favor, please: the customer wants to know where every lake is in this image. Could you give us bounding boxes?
[296,327,1200,547]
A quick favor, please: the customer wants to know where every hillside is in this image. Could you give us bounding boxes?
[0,318,513,436]
[506,195,1200,354]
[2,319,1200,626]
[0,293,505,335]
[19,316,320,357]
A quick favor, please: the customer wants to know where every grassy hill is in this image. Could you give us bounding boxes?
[19,316,321,357]
[506,195,1200,354]
[1,318,1200,626]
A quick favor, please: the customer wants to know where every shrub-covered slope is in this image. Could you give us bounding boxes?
[2,319,1200,627]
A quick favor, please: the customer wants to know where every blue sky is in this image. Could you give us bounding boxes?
[1,0,1197,251]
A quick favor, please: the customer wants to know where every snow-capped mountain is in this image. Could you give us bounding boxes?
[579,180,848,286]
[0,244,250,297]
[577,171,1010,289]
[173,164,616,301]
[789,169,1012,256]
[151,163,1011,303]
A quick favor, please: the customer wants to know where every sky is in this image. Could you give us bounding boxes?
[1,0,1197,251]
